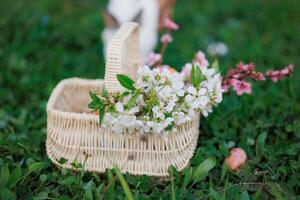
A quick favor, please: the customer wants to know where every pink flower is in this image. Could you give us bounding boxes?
[164,18,179,31]
[224,148,247,172]
[180,63,192,80]
[196,51,209,68]
[266,70,280,82]
[222,83,230,93]
[266,64,294,82]
[228,78,240,86]
[237,62,255,72]
[146,52,161,67]
[250,72,265,81]
[232,80,252,95]
[280,68,289,76]
[160,33,173,44]
[280,64,294,76]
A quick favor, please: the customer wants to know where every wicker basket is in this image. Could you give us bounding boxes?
[46,22,200,177]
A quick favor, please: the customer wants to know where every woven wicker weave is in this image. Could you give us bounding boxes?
[46,22,200,177]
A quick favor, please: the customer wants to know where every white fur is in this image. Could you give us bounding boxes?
[102,0,159,61]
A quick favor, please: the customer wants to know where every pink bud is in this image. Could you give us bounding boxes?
[196,51,209,68]
[146,52,161,67]
[160,33,173,44]
[287,64,294,73]
[164,18,179,31]
[224,148,247,172]
[180,63,192,80]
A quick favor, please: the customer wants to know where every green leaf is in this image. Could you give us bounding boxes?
[106,170,115,200]
[88,101,103,110]
[84,180,94,200]
[116,74,136,91]
[58,176,76,185]
[256,132,268,161]
[253,186,263,200]
[28,162,46,173]
[0,164,10,187]
[191,64,204,86]
[88,91,103,110]
[209,188,223,200]
[101,87,109,98]
[89,91,100,102]
[0,187,17,200]
[99,107,105,125]
[168,166,176,200]
[7,166,22,189]
[220,163,228,183]
[21,162,46,183]
[266,182,286,200]
[183,167,193,187]
[195,65,203,85]
[126,91,140,109]
[95,183,105,200]
[212,59,219,71]
[39,174,48,183]
[191,64,197,86]
[113,167,135,200]
[240,191,250,200]
[58,157,68,164]
[192,156,216,184]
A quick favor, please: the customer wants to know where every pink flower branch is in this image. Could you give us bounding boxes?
[222,62,294,95]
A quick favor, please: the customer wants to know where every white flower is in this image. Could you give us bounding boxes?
[185,86,209,109]
[115,102,124,113]
[152,106,165,119]
[128,106,139,114]
[165,101,176,112]
[172,111,191,125]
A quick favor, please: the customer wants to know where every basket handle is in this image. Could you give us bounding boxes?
[104,22,142,93]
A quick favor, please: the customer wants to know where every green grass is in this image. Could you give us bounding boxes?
[1,0,300,199]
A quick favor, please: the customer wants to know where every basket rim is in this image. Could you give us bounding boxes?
[46,77,103,120]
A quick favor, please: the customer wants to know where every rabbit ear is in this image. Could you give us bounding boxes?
[132,9,143,25]
[103,10,119,28]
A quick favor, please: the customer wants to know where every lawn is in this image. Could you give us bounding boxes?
[0,0,300,199]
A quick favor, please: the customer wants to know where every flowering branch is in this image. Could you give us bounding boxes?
[222,62,294,95]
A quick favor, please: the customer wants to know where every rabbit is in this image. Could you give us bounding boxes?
[102,0,159,61]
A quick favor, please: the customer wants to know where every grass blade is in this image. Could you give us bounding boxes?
[114,167,134,200]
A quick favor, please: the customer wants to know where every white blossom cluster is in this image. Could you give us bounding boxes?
[102,64,223,135]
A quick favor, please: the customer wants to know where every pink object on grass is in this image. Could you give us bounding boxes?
[224,148,247,172]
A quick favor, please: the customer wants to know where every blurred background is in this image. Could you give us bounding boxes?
[0,0,300,199]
